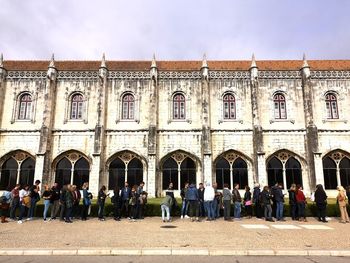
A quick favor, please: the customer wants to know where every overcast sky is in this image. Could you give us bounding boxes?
[0,0,349,60]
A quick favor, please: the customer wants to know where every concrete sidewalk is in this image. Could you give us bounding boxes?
[1,217,350,256]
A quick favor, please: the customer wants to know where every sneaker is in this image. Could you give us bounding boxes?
[17,220,23,224]
[185,215,190,219]
[181,215,184,219]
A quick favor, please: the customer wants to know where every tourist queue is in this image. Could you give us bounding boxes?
[0,181,350,224]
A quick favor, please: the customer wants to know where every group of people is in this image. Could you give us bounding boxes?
[1,180,350,224]
[0,181,148,223]
[160,181,350,224]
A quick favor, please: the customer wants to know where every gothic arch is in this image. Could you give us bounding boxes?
[214,150,251,189]
[106,150,147,190]
[322,149,350,189]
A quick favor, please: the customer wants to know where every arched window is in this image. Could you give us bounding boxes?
[108,158,125,190]
[232,157,248,188]
[323,157,337,189]
[55,158,72,187]
[215,158,230,189]
[267,157,283,187]
[173,93,185,120]
[18,94,32,120]
[161,153,197,190]
[325,93,338,119]
[162,158,178,190]
[108,153,144,190]
[70,94,84,120]
[73,158,90,188]
[340,157,350,187]
[180,157,196,188]
[19,157,35,187]
[285,157,302,189]
[0,158,18,190]
[122,94,135,120]
[55,156,90,189]
[273,93,287,119]
[223,93,236,119]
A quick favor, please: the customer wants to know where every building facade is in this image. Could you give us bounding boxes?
[0,54,349,197]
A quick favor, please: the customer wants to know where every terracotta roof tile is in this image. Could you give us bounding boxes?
[3,60,350,71]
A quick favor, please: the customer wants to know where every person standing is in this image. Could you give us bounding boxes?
[204,182,215,221]
[137,182,147,219]
[71,185,81,219]
[213,182,222,218]
[50,183,60,220]
[166,183,177,213]
[59,185,67,221]
[180,183,189,219]
[120,182,131,218]
[296,185,307,222]
[18,185,30,224]
[252,183,262,219]
[64,185,73,223]
[275,183,285,221]
[10,184,20,221]
[337,186,350,223]
[222,184,232,221]
[232,184,242,220]
[160,194,174,222]
[198,183,205,218]
[111,186,120,221]
[186,183,199,222]
[129,185,140,221]
[314,184,328,223]
[81,182,90,221]
[288,184,297,220]
[243,186,252,219]
[261,186,274,222]
[42,185,52,221]
[27,180,41,220]
[98,185,108,221]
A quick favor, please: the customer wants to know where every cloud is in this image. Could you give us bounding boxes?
[0,0,349,60]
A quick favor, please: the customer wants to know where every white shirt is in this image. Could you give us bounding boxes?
[204,186,215,201]
[19,189,29,202]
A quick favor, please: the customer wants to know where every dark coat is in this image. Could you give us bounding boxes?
[253,187,261,203]
[314,189,327,209]
[232,188,242,202]
[274,188,284,202]
[261,190,272,205]
[288,190,296,205]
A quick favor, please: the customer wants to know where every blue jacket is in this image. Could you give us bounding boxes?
[121,187,131,200]
[185,185,199,201]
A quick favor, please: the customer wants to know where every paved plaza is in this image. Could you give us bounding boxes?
[1,216,350,255]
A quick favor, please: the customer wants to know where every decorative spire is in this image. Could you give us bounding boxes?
[201,53,208,68]
[302,53,309,68]
[100,53,107,68]
[0,53,3,68]
[250,53,257,68]
[151,53,157,68]
[49,53,56,68]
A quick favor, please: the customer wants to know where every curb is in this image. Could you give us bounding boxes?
[1,248,350,256]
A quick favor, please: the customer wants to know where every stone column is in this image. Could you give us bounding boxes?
[148,55,158,197]
[95,54,108,190]
[257,152,267,186]
[0,53,7,126]
[314,152,324,186]
[300,55,318,191]
[38,55,58,185]
[249,54,264,184]
[201,54,212,184]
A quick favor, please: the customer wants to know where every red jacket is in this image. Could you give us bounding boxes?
[295,190,306,203]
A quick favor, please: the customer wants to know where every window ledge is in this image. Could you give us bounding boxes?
[167,119,192,124]
[219,119,243,124]
[270,119,295,124]
[116,119,140,124]
[67,119,88,124]
[322,119,347,124]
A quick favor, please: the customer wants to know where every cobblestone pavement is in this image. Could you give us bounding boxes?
[0,217,349,250]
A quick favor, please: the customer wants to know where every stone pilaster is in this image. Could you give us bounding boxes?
[249,54,263,184]
[0,53,7,127]
[201,54,212,184]
[148,55,159,196]
[38,54,58,185]
[300,54,318,191]
[95,54,108,189]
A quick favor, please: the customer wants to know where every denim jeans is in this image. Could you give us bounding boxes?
[212,199,218,218]
[28,198,37,218]
[181,200,188,216]
[98,201,105,218]
[234,201,241,219]
[161,204,170,221]
[276,201,284,220]
[264,204,272,219]
[290,204,297,219]
[43,200,51,220]
[18,203,26,220]
[297,202,306,218]
[204,201,214,219]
